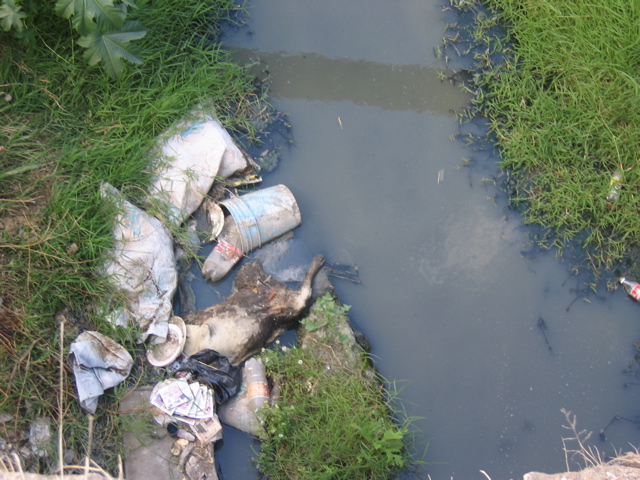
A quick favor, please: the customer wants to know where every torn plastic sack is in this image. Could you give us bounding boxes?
[68,331,134,414]
[175,349,241,404]
[147,112,226,228]
[100,183,177,343]
[209,113,252,179]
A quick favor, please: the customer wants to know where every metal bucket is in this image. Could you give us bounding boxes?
[220,184,302,253]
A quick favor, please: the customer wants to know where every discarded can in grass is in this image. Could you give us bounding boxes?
[167,422,196,442]
[244,357,269,411]
[202,185,302,282]
[607,170,623,202]
[620,277,640,301]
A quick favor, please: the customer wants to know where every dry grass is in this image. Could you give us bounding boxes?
[0,324,122,480]
[0,455,119,480]
[561,408,606,471]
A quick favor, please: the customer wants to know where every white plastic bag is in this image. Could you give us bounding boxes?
[207,113,251,178]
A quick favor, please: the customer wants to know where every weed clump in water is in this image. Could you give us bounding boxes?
[256,293,424,479]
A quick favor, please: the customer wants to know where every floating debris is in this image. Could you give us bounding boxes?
[324,261,360,284]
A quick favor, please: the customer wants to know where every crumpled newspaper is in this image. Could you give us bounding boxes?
[68,331,133,414]
[100,183,177,342]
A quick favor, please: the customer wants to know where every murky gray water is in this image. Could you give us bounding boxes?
[207,1,640,479]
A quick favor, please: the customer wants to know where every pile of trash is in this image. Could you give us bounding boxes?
[63,107,322,479]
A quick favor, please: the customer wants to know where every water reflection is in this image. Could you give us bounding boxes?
[213,1,640,478]
[414,201,523,286]
[225,0,444,65]
[228,48,467,114]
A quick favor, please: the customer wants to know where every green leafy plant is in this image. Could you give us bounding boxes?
[75,19,146,79]
[1,0,146,79]
[300,292,351,332]
[0,0,26,32]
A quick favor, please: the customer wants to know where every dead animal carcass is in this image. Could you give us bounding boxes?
[184,255,325,365]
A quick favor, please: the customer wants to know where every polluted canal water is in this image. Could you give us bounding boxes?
[192,1,640,479]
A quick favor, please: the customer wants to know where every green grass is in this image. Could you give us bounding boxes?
[0,0,265,472]
[256,294,424,480]
[442,0,640,282]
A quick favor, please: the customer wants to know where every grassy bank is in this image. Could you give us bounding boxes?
[445,0,640,284]
[0,0,263,471]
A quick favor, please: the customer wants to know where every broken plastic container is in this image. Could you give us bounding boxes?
[217,359,271,437]
[607,170,623,202]
[202,185,302,282]
[202,215,244,283]
[146,316,187,367]
[204,200,225,241]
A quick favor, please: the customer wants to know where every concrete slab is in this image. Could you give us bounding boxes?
[119,386,218,480]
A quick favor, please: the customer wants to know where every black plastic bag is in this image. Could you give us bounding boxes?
[176,349,241,404]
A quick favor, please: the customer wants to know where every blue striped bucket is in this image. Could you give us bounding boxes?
[220,185,302,253]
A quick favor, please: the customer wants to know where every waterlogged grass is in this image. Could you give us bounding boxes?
[257,295,423,480]
[444,0,640,280]
[0,0,265,472]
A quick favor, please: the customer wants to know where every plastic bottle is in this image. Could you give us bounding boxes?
[620,277,640,301]
[202,215,244,282]
[244,358,269,411]
[607,170,622,202]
